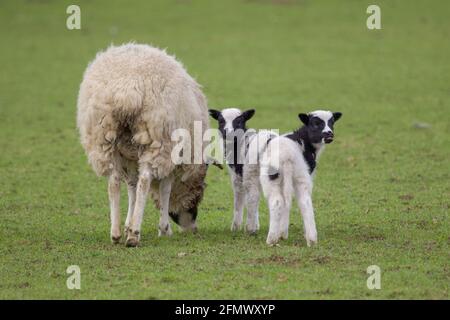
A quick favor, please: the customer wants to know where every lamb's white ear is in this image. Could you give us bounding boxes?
[209,109,221,120]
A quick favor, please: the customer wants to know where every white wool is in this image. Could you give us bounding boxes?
[77,43,210,246]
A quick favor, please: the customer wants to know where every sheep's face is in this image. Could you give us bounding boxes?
[169,207,198,232]
[208,108,255,141]
[167,165,211,233]
[299,110,342,144]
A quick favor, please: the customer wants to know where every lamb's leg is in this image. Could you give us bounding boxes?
[108,171,121,244]
[295,182,317,247]
[266,193,285,245]
[245,181,260,234]
[158,176,173,237]
[231,179,245,232]
[280,184,292,240]
[126,164,152,247]
[280,204,291,240]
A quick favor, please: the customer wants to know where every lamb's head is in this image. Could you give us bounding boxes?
[208,108,255,141]
[298,110,342,144]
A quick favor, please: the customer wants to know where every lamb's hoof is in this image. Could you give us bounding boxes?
[266,233,281,246]
[125,230,140,247]
[158,224,173,237]
[111,235,121,244]
[305,232,317,247]
[246,224,259,235]
[231,221,242,232]
[306,239,317,247]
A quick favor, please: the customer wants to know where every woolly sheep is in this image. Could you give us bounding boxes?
[77,43,212,247]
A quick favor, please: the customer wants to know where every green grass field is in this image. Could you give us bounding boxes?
[0,0,449,299]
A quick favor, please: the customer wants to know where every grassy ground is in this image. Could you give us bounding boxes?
[0,0,449,299]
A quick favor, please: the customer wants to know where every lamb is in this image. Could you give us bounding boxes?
[261,110,342,245]
[209,108,342,246]
[208,108,276,234]
[77,43,213,247]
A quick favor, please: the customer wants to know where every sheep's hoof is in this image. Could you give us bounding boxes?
[230,221,242,232]
[266,233,281,246]
[158,224,173,237]
[111,235,121,244]
[306,239,317,247]
[305,232,318,247]
[125,230,140,247]
[245,224,259,235]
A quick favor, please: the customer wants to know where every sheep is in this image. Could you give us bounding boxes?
[208,108,277,234]
[209,108,342,246]
[260,110,342,246]
[77,43,213,247]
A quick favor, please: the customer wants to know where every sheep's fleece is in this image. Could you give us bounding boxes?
[77,43,210,214]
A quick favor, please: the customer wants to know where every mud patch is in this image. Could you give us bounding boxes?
[252,254,302,267]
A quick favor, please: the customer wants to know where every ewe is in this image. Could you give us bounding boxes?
[77,43,212,247]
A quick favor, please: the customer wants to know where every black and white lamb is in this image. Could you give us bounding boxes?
[209,108,342,246]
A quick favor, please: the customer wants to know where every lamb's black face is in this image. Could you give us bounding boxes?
[299,111,342,144]
[209,108,255,140]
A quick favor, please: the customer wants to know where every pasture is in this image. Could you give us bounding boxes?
[0,0,448,299]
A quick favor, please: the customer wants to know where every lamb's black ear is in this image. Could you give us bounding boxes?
[298,113,309,125]
[208,109,221,120]
[333,112,342,122]
[242,109,255,121]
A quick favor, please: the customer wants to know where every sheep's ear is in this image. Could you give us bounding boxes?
[333,112,342,122]
[208,109,221,120]
[298,113,309,125]
[242,109,255,121]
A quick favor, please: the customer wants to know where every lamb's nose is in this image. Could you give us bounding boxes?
[324,131,334,137]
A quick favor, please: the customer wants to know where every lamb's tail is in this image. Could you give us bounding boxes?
[261,159,294,210]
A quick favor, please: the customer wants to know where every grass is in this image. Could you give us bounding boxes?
[0,0,449,299]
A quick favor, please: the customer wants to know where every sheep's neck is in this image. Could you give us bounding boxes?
[224,136,244,177]
[285,127,321,174]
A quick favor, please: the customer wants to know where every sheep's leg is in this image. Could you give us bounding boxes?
[245,182,260,235]
[231,179,245,232]
[266,192,285,245]
[295,182,317,247]
[126,164,152,247]
[280,202,291,240]
[108,172,121,244]
[158,176,173,237]
[124,181,136,236]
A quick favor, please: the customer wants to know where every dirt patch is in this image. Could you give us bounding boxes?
[18,282,30,288]
[252,254,302,267]
[245,0,306,6]
[312,255,331,264]
[399,194,414,201]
